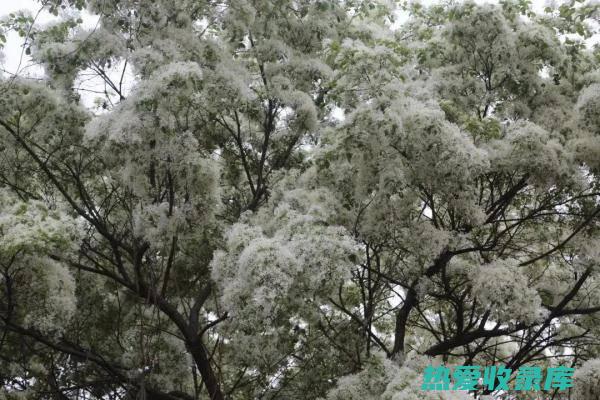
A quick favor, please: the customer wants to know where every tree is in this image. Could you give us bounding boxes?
[0,0,599,399]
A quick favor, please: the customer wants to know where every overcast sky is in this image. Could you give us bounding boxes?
[0,0,594,99]
[0,0,100,78]
[0,0,554,76]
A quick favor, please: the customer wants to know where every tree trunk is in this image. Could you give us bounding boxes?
[187,337,224,400]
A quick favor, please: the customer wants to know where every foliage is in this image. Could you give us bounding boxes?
[0,0,599,399]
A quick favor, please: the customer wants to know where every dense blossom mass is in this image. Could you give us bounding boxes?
[0,0,599,399]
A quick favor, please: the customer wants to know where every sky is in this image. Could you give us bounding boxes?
[0,0,596,105]
[0,1,109,108]
[0,0,100,76]
[0,0,552,77]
